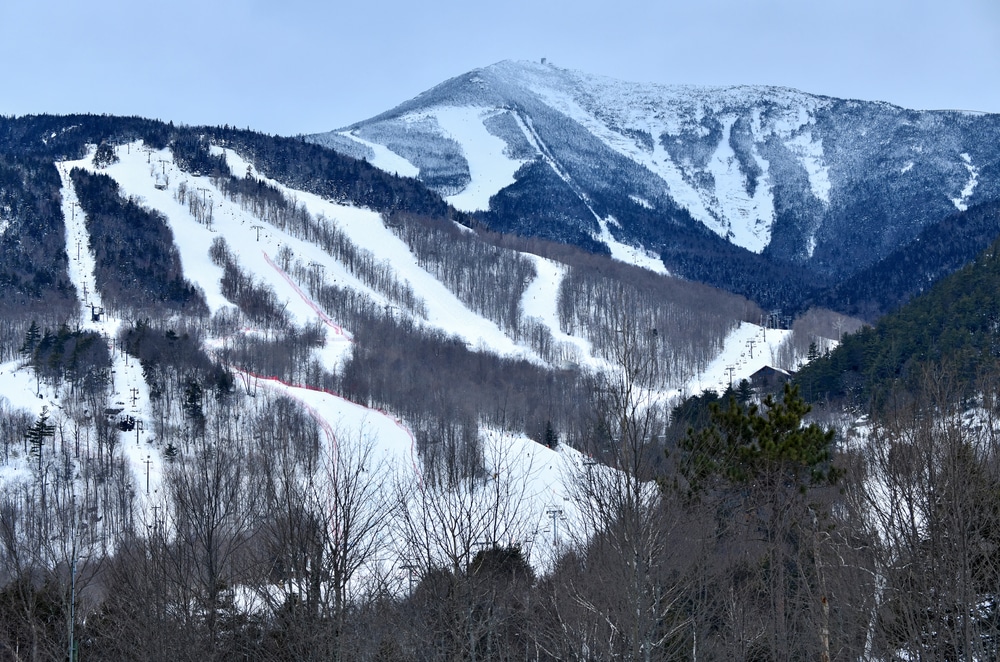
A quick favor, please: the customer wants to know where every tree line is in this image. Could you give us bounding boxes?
[0,155,77,361]
[70,168,207,319]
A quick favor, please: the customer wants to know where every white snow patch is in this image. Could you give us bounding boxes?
[951,152,979,211]
[784,129,831,204]
[519,256,597,369]
[596,216,669,274]
[0,362,53,416]
[629,194,653,209]
[414,106,529,212]
[900,161,914,175]
[806,232,818,259]
[705,116,775,253]
[339,131,420,178]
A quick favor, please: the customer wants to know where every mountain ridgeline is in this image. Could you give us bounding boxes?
[311,60,1000,313]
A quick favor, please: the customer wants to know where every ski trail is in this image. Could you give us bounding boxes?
[237,370,422,486]
[514,110,602,224]
[57,159,163,521]
[261,250,353,341]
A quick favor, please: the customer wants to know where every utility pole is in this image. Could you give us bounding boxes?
[68,492,78,662]
[546,506,564,548]
[251,224,264,241]
[725,365,736,389]
[144,455,153,495]
[746,338,757,359]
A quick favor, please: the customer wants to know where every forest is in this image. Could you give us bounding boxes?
[7,311,1000,661]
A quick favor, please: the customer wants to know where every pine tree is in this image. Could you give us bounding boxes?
[677,383,839,660]
[25,406,56,472]
[680,382,836,489]
[735,378,754,406]
[183,379,206,436]
[92,141,118,168]
[19,320,40,358]
[543,420,558,449]
[807,341,820,363]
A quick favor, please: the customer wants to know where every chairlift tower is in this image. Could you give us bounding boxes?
[546,506,565,548]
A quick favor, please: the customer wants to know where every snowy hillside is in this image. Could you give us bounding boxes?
[310,60,1000,302]
[0,137,802,587]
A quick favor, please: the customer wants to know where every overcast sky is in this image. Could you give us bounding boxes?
[2,0,998,136]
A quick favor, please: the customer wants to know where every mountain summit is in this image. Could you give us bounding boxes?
[309,60,1000,309]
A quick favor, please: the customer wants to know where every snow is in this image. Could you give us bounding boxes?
[952,152,979,211]
[629,194,653,209]
[512,63,832,253]
[806,233,818,259]
[682,322,792,396]
[0,135,773,580]
[0,144,584,575]
[338,130,419,178]
[705,116,775,252]
[254,373,420,477]
[596,216,670,274]
[784,128,832,204]
[421,106,529,212]
[519,255,597,368]
[10,156,168,521]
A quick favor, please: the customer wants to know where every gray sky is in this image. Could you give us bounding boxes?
[2,0,998,135]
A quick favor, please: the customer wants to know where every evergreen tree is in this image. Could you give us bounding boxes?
[735,378,754,406]
[183,379,205,436]
[543,420,558,449]
[92,141,118,169]
[677,383,839,660]
[19,320,40,358]
[807,341,820,362]
[25,406,56,472]
[680,383,836,489]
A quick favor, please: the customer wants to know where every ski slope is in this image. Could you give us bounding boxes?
[0,139,811,579]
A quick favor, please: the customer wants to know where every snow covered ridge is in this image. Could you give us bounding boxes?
[310,59,1000,284]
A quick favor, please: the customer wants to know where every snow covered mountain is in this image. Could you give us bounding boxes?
[310,60,1000,305]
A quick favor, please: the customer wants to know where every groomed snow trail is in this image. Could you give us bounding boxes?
[57,157,163,519]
